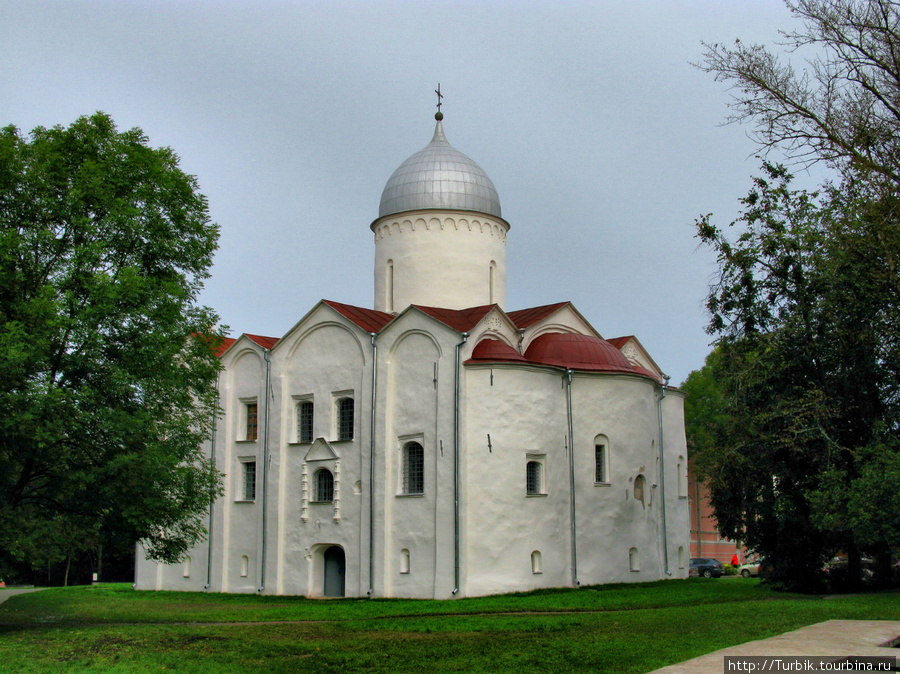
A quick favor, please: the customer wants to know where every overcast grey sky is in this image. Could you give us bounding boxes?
[2,0,816,383]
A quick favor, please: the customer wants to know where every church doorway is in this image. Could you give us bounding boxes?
[323,546,345,597]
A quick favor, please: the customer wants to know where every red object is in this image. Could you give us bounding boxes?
[506,302,570,329]
[323,300,396,333]
[412,304,496,332]
[467,338,527,363]
[524,333,636,373]
[213,337,237,356]
[244,333,279,350]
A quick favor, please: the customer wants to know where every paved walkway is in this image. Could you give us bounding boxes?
[651,620,900,673]
[0,588,42,605]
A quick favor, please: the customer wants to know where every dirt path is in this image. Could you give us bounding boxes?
[0,588,42,605]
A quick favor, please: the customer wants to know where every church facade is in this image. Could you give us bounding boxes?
[135,112,690,598]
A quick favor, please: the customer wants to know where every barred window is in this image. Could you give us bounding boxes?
[595,444,607,483]
[337,398,354,441]
[526,460,543,495]
[297,401,314,443]
[242,461,256,501]
[314,468,334,502]
[246,403,258,441]
[402,442,424,494]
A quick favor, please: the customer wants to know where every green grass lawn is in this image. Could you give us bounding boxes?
[1,580,898,672]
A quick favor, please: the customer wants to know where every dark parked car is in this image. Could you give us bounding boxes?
[689,557,724,578]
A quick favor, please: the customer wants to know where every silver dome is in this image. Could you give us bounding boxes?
[378,120,501,218]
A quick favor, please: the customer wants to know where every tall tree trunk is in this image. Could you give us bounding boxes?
[63,557,71,587]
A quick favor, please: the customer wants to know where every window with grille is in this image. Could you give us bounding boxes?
[246,402,258,441]
[314,468,334,502]
[402,442,424,494]
[337,398,354,441]
[595,444,607,483]
[242,461,256,501]
[526,460,543,495]
[297,400,314,443]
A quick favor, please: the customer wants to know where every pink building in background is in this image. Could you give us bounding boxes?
[688,465,744,564]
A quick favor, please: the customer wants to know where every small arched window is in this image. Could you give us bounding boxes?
[526,461,543,495]
[337,398,354,441]
[400,548,410,574]
[531,550,542,574]
[677,455,688,497]
[314,468,334,502]
[629,547,640,571]
[678,546,686,570]
[240,555,249,578]
[182,556,191,578]
[489,260,497,304]
[402,442,424,494]
[387,260,394,313]
[297,400,314,443]
[594,435,609,483]
[634,474,646,505]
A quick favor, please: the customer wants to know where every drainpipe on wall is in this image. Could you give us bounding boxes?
[657,374,671,576]
[565,369,579,588]
[452,332,468,595]
[205,371,220,590]
[258,349,272,593]
[367,333,377,596]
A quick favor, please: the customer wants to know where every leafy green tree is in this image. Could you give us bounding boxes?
[681,347,730,462]
[693,162,900,590]
[0,112,224,579]
[695,0,900,591]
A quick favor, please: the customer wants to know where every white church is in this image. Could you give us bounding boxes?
[135,106,690,598]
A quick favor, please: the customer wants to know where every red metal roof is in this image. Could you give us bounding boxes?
[631,365,662,382]
[413,304,496,332]
[466,338,527,363]
[214,337,237,357]
[606,336,634,349]
[524,333,635,373]
[192,332,236,357]
[466,332,659,379]
[244,333,279,350]
[323,300,396,333]
[506,302,570,329]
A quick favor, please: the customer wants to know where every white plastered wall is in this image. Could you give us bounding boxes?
[219,345,268,593]
[377,310,459,598]
[271,314,370,597]
[135,309,690,597]
[568,373,663,585]
[372,210,509,312]
[661,388,690,578]
[462,364,688,595]
[462,365,571,596]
